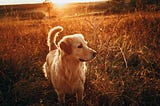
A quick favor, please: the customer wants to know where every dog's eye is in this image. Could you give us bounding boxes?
[78,44,83,48]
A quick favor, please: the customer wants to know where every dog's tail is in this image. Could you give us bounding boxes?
[43,62,51,83]
[47,26,63,51]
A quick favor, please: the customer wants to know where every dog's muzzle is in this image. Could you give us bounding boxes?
[79,50,97,62]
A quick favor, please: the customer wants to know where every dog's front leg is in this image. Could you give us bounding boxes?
[76,87,84,105]
[57,91,65,105]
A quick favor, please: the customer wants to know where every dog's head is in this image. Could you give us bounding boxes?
[58,34,97,62]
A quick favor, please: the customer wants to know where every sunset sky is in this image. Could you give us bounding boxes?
[0,0,106,5]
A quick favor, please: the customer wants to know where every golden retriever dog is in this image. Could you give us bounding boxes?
[43,26,97,104]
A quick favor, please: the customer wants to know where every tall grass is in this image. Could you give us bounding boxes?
[0,12,160,105]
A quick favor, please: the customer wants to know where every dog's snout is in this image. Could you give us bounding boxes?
[92,51,97,57]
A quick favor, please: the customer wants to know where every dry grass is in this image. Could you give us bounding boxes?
[0,12,160,106]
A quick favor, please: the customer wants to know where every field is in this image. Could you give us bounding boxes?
[0,2,160,106]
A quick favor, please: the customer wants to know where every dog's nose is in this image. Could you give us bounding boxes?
[93,51,97,57]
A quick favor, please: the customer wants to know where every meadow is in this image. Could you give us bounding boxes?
[0,4,160,106]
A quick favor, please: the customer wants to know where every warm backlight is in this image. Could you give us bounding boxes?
[51,0,97,8]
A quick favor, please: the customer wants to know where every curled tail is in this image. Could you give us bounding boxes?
[47,26,63,51]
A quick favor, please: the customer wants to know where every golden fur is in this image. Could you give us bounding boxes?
[43,26,97,104]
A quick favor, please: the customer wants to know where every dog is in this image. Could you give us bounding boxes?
[43,26,97,104]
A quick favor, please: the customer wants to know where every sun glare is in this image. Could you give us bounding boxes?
[51,0,97,8]
[51,0,97,3]
[54,2,67,8]
[0,0,104,5]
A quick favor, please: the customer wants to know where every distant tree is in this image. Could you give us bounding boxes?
[135,0,160,10]
[136,0,147,9]
[112,0,125,4]
[44,0,51,3]
[128,0,149,10]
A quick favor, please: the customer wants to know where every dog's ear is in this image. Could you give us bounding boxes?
[59,41,72,55]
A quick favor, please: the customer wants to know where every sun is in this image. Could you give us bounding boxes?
[50,0,70,8]
[54,2,67,8]
[50,0,97,8]
[51,0,97,3]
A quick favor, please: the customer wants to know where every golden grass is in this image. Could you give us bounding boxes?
[0,12,160,105]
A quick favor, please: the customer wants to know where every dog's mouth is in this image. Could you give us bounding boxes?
[79,58,88,62]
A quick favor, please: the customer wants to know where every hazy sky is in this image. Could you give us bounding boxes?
[0,0,104,5]
[0,0,41,5]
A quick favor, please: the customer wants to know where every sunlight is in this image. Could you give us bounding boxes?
[0,0,105,5]
[53,2,68,8]
[51,0,97,3]
[51,0,97,8]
